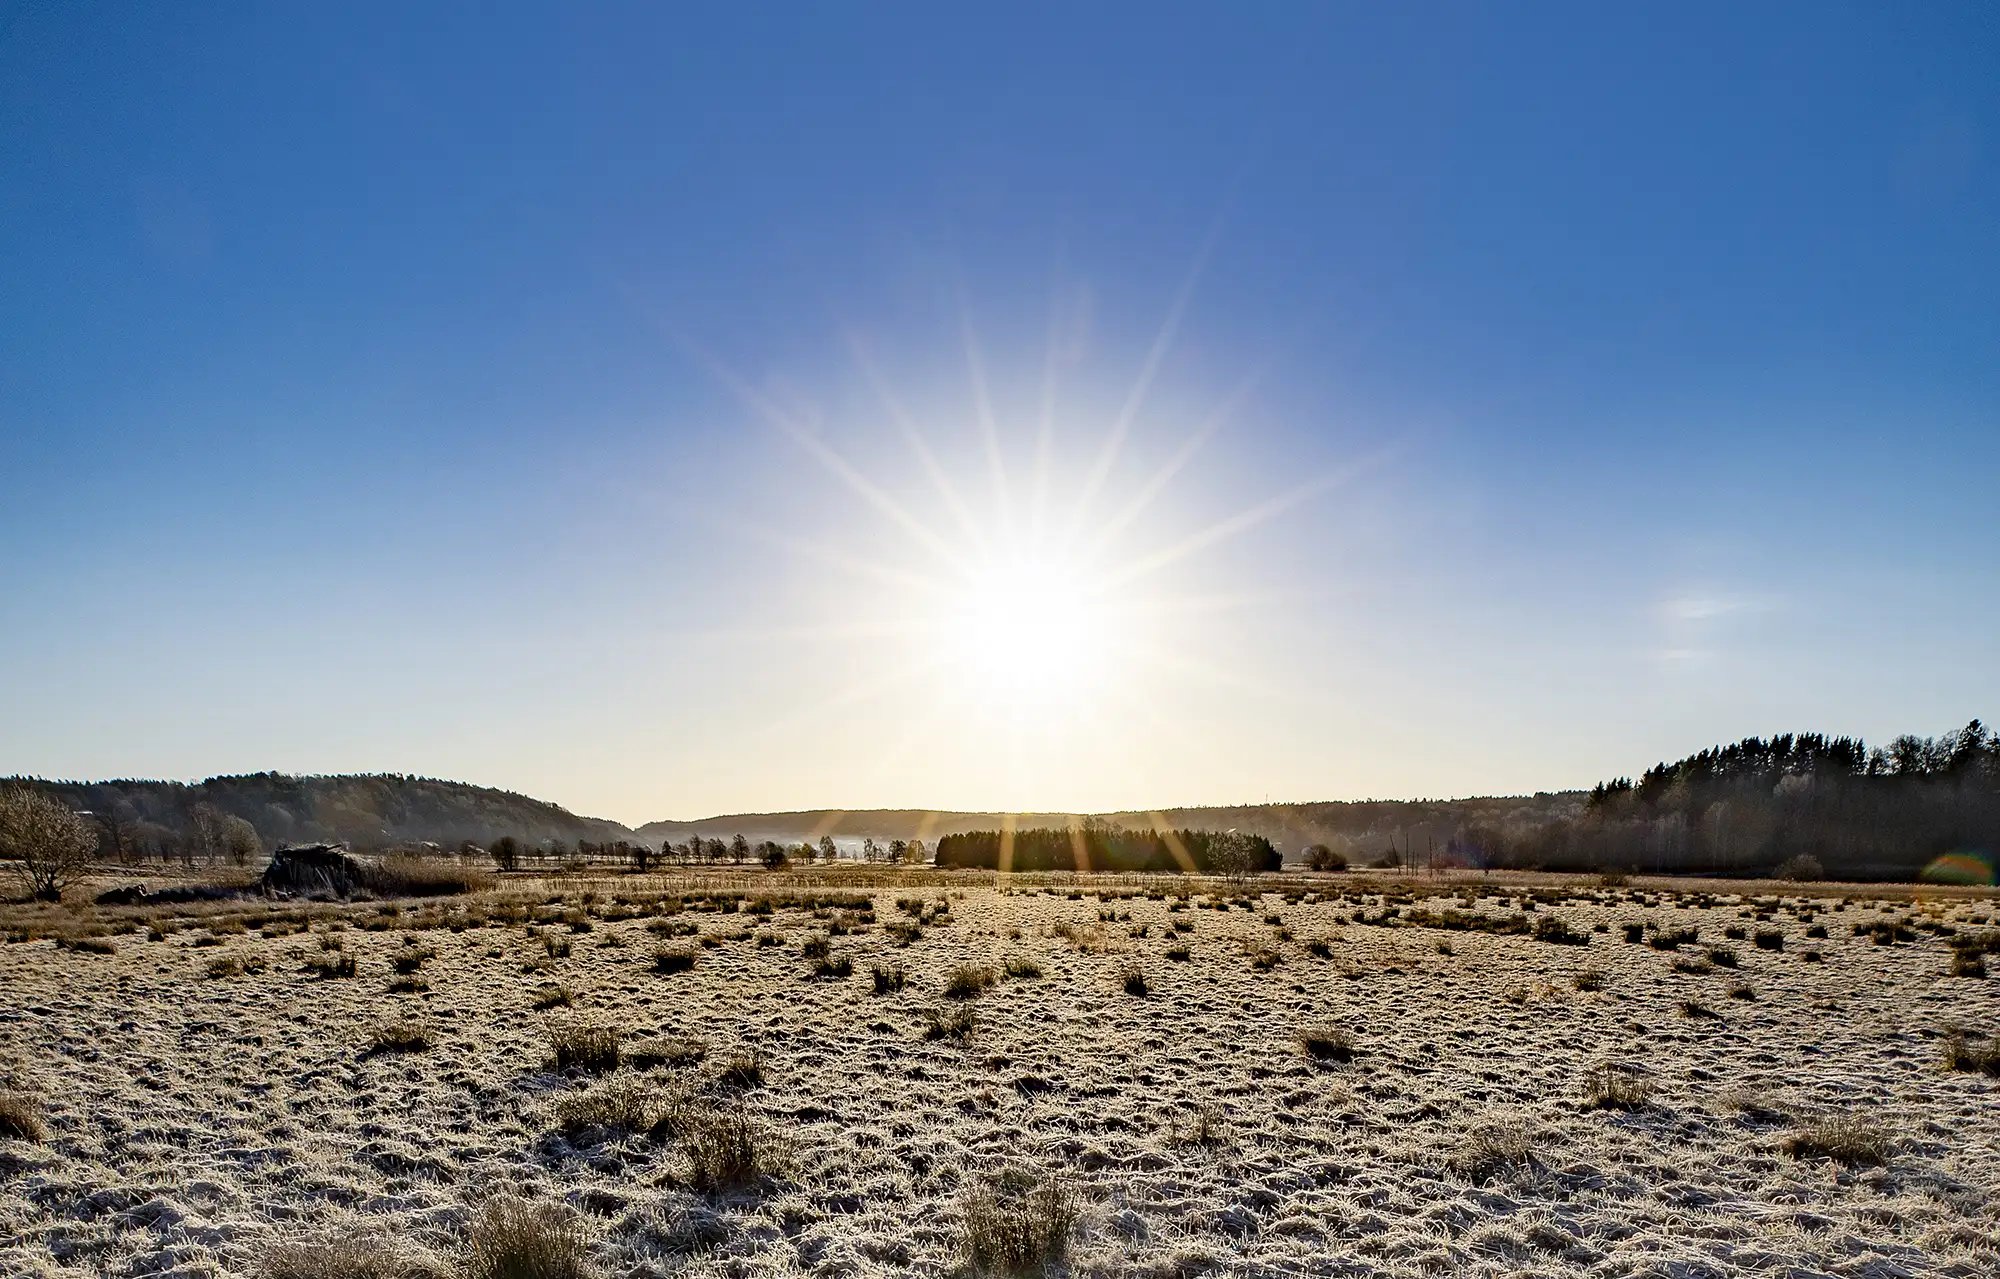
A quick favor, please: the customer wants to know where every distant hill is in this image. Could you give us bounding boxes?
[636,796,1584,863]
[6,772,631,854]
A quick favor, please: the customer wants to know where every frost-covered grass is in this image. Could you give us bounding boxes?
[1,873,1997,1277]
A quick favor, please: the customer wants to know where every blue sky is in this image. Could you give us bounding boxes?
[2,3,1995,823]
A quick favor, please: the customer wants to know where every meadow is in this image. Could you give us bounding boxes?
[2,869,1997,1279]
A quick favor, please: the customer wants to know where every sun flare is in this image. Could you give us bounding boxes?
[946,545,1115,706]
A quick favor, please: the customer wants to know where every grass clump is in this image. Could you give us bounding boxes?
[365,1018,434,1054]
[531,983,573,1010]
[1782,1114,1891,1165]
[551,1076,663,1138]
[1297,1025,1354,1062]
[1583,1063,1652,1110]
[463,1196,591,1279]
[1942,1029,2000,1075]
[717,1047,765,1088]
[809,950,854,979]
[924,1004,978,1042]
[547,1019,621,1074]
[945,964,998,999]
[0,1092,45,1142]
[304,952,359,979]
[961,1169,1079,1277]
[626,1035,707,1071]
[1003,955,1043,979]
[262,1230,445,1279]
[870,962,907,993]
[652,946,696,974]
[1452,1123,1534,1181]
[679,1098,788,1193]
[1119,963,1149,995]
[1532,915,1589,946]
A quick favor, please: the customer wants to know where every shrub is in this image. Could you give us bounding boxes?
[1621,923,1645,944]
[1773,854,1825,883]
[652,946,696,974]
[944,964,997,999]
[1003,955,1043,979]
[531,984,573,1010]
[1247,946,1281,970]
[1950,950,1986,978]
[961,1169,1079,1276]
[1165,943,1192,962]
[871,962,907,993]
[1649,928,1698,951]
[1707,946,1739,968]
[547,1020,621,1074]
[1297,1025,1354,1062]
[1753,929,1785,951]
[1572,969,1606,992]
[0,786,95,901]
[1583,1064,1652,1110]
[366,1018,433,1054]
[1679,998,1719,1019]
[0,1092,45,1142]
[1782,1114,1891,1165]
[463,1196,591,1279]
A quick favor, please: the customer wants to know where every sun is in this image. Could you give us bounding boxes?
[945,543,1117,708]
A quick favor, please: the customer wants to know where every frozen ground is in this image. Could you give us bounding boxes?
[1,873,1996,1278]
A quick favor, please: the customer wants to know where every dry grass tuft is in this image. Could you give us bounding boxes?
[463,1196,591,1279]
[1119,962,1149,995]
[551,1075,664,1138]
[547,1019,621,1074]
[1297,1025,1354,1062]
[1782,1113,1892,1165]
[945,964,998,999]
[925,1004,978,1042]
[652,946,696,974]
[961,1168,1079,1276]
[1583,1063,1652,1110]
[262,1229,446,1279]
[365,1018,433,1054]
[1942,1028,2000,1075]
[870,962,907,993]
[678,1097,788,1193]
[717,1047,765,1088]
[1452,1122,1534,1181]
[0,1091,45,1142]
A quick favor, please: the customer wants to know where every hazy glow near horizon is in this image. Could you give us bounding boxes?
[1,6,1996,826]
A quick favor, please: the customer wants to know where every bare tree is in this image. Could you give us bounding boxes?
[1,787,97,901]
[186,802,226,864]
[95,802,140,867]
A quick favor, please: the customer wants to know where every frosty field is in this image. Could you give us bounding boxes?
[2,873,1997,1279]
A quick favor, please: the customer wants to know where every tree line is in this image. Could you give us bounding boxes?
[932,823,1280,875]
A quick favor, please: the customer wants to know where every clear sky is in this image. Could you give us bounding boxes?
[3,4,1996,825]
